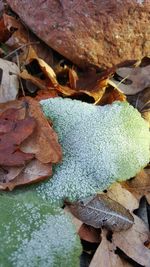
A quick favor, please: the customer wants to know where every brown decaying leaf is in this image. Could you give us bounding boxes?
[0,113,36,166]
[20,55,126,103]
[0,97,62,190]
[78,224,101,243]
[0,166,23,185]
[90,230,133,267]
[112,215,150,267]
[112,65,150,95]
[68,194,134,232]
[122,169,150,203]
[106,183,150,267]
[20,96,62,164]
[106,183,139,212]
[0,59,19,103]
[3,159,52,191]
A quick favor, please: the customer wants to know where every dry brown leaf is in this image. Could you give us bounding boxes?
[0,113,36,166]
[0,166,23,186]
[20,57,126,103]
[112,215,150,267]
[112,65,150,95]
[0,97,62,190]
[122,170,150,203]
[0,59,19,103]
[20,97,62,164]
[90,230,133,267]
[68,68,126,104]
[68,194,134,231]
[106,183,139,212]
[106,182,150,266]
[4,159,52,191]
[78,224,101,243]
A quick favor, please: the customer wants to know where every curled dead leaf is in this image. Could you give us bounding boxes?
[20,56,126,103]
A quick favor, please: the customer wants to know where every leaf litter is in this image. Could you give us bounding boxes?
[0,97,62,190]
[0,8,150,267]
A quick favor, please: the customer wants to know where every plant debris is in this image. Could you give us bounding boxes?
[0,97,62,190]
[68,194,134,232]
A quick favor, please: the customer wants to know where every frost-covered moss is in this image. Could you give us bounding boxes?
[37,98,150,205]
[0,192,81,267]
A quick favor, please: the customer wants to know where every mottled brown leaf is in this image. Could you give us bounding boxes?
[107,183,139,212]
[0,166,23,186]
[68,194,134,232]
[112,215,150,267]
[3,159,52,191]
[0,115,36,166]
[122,170,150,203]
[90,230,133,267]
[20,97,62,163]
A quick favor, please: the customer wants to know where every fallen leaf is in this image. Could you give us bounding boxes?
[20,58,126,103]
[112,215,150,267]
[90,230,132,267]
[122,170,150,203]
[0,98,62,190]
[0,166,23,185]
[0,113,36,166]
[67,194,134,231]
[0,58,19,103]
[68,68,126,104]
[106,183,139,211]
[112,65,150,95]
[20,97,62,164]
[78,224,101,243]
[2,159,52,190]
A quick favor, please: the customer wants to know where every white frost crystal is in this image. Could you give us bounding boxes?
[36,98,150,205]
[0,192,81,267]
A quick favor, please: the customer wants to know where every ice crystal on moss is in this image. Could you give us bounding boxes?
[37,98,150,205]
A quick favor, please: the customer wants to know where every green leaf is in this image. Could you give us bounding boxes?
[0,191,81,267]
